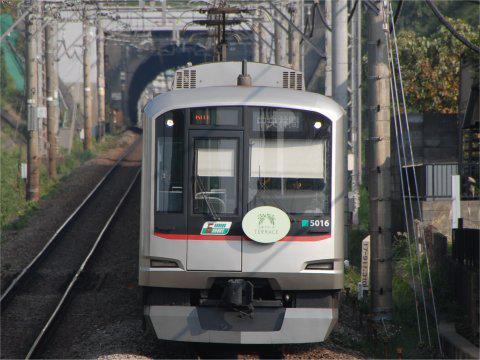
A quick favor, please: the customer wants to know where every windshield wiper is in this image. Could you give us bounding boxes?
[194,173,220,221]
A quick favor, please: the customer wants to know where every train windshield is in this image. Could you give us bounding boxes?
[248,107,331,215]
[155,107,331,219]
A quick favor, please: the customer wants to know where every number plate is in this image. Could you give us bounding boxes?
[300,216,331,232]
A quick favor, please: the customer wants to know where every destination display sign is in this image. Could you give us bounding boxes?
[253,109,301,131]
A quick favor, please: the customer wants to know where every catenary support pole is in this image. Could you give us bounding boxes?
[274,0,287,66]
[258,12,267,63]
[36,1,45,157]
[332,0,349,257]
[288,1,301,70]
[325,0,332,97]
[26,0,40,201]
[367,0,392,320]
[45,14,58,179]
[252,12,260,62]
[97,20,106,139]
[351,0,362,225]
[83,7,93,151]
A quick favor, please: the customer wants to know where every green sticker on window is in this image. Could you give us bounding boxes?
[201,221,232,235]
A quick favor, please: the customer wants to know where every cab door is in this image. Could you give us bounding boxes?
[187,130,243,271]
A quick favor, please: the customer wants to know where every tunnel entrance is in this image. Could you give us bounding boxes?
[127,44,210,125]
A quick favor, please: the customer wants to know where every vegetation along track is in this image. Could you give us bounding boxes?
[0,138,142,359]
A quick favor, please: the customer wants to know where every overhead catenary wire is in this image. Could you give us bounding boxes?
[385,21,425,347]
[265,2,326,59]
[347,0,358,24]
[425,0,480,54]
[389,72,423,345]
[0,3,34,43]
[393,0,403,25]
[315,1,331,32]
[388,2,444,356]
[382,5,432,348]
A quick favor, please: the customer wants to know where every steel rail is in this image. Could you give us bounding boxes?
[0,136,142,307]
[25,168,141,359]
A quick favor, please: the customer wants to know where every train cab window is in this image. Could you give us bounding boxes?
[248,107,331,215]
[156,110,184,213]
[190,107,241,127]
[193,138,238,215]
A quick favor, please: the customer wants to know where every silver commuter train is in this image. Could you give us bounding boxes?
[140,61,345,344]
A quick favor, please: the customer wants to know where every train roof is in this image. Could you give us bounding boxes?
[144,86,344,123]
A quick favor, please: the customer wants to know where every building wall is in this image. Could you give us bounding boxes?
[390,113,460,233]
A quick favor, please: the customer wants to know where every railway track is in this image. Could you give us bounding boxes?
[0,139,142,359]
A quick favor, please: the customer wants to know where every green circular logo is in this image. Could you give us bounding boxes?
[242,206,291,243]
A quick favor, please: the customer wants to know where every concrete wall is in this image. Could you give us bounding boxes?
[422,200,480,241]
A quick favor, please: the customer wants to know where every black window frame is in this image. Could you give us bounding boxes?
[244,106,332,218]
[153,105,332,235]
[188,106,244,130]
[154,110,188,233]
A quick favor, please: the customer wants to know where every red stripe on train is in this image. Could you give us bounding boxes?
[153,232,330,242]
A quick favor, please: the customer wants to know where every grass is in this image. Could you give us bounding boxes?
[344,185,454,358]
[1,134,120,232]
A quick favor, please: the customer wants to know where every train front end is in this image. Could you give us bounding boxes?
[140,62,345,344]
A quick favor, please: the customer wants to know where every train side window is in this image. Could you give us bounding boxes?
[156,111,184,213]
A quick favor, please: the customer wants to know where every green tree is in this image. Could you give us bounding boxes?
[393,0,479,36]
[396,19,479,114]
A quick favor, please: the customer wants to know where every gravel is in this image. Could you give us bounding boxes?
[0,136,141,359]
[1,131,140,292]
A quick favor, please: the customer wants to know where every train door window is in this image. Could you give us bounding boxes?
[156,110,184,213]
[193,138,238,215]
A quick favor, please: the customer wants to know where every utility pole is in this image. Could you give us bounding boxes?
[367,0,392,320]
[26,0,40,201]
[45,14,58,179]
[332,0,349,257]
[37,1,46,157]
[97,20,106,140]
[274,0,287,66]
[351,0,362,225]
[288,1,301,70]
[83,8,93,151]
[325,0,332,97]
